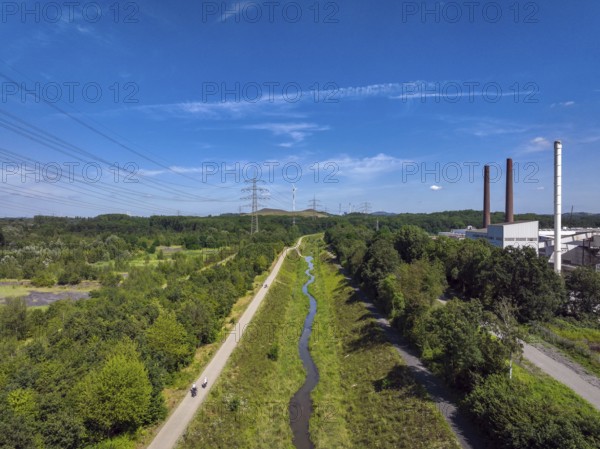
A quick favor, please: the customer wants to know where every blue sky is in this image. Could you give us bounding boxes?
[0,0,598,217]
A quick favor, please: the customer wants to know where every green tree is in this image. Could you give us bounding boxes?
[482,247,565,322]
[394,225,432,263]
[0,297,28,339]
[77,346,152,437]
[488,298,523,379]
[31,271,56,287]
[145,310,193,372]
[566,267,600,318]
[421,299,507,391]
[359,236,400,290]
[377,274,405,319]
[7,388,38,422]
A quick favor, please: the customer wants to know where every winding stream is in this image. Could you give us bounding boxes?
[289,255,319,449]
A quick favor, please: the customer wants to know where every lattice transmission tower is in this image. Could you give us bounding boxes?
[241,178,269,234]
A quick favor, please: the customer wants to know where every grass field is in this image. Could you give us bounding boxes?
[516,361,599,411]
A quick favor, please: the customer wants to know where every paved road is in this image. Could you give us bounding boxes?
[147,240,301,449]
[522,342,600,410]
[438,297,600,411]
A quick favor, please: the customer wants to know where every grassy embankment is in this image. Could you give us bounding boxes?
[466,360,600,449]
[177,235,460,449]
[528,318,600,378]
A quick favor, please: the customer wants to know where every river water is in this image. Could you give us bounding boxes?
[289,255,319,449]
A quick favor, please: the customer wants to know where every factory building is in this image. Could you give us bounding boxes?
[466,221,539,250]
[439,144,598,271]
[460,158,540,252]
[540,229,600,271]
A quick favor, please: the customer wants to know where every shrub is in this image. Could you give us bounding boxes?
[31,272,55,287]
[267,343,279,361]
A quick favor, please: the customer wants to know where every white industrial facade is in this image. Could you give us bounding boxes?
[465,221,539,251]
[540,229,600,269]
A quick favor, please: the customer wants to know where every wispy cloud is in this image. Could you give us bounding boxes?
[128,80,544,124]
[442,116,532,137]
[522,136,551,153]
[76,25,92,34]
[551,101,575,108]
[333,153,411,179]
[218,1,252,22]
[430,185,443,191]
[244,122,329,147]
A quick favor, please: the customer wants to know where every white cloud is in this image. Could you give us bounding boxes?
[333,153,411,179]
[245,122,329,147]
[430,185,443,191]
[523,136,551,153]
[551,101,575,108]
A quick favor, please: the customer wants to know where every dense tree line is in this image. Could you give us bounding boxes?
[341,210,600,233]
[325,223,600,448]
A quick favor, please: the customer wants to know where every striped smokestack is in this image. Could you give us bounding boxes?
[483,165,491,228]
[506,158,514,223]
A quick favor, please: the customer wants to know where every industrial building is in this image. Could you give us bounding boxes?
[466,221,539,250]
[540,229,600,271]
[460,158,540,252]
[439,144,599,271]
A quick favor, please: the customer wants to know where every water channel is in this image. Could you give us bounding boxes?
[289,255,319,449]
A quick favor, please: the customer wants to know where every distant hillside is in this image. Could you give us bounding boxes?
[241,208,329,218]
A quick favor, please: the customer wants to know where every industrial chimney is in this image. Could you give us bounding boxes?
[554,141,562,273]
[506,158,514,223]
[483,165,491,228]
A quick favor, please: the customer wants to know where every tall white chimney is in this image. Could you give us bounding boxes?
[554,140,562,273]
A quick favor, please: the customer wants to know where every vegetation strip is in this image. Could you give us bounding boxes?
[149,242,297,449]
[176,249,306,449]
[304,236,461,449]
